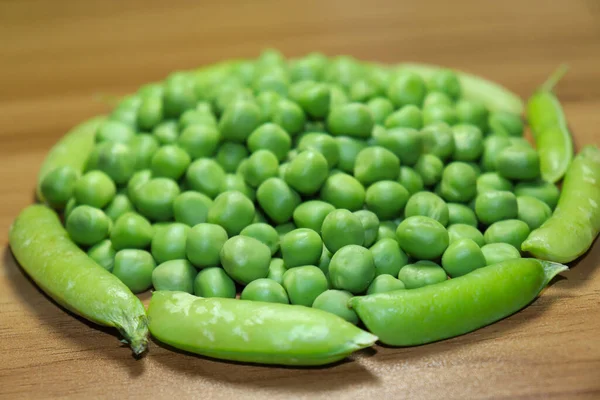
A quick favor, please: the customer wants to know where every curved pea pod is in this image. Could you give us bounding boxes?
[349,258,567,346]
[398,63,524,115]
[36,117,105,202]
[526,66,573,183]
[147,291,377,366]
[522,145,600,263]
[9,205,148,355]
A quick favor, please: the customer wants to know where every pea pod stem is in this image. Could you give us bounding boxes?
[540,64,569,93]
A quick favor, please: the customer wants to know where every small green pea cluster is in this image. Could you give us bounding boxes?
[40,50,561,325]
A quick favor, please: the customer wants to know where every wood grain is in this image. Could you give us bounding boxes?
[1,0,599,398]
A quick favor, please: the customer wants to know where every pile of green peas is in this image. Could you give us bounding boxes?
[41,50,560,325]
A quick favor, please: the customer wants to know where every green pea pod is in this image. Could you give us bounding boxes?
[349,258,567,346]
[526,66,573,183]
[36,117,105,202]
[522,145,600,262]
[397,63,524,115]
[9,205,148,355]
[147,291,377,366]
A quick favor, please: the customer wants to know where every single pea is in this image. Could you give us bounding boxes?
[374,127,422,166]
[240,223,280,256]
[128,134,160,171]
[423,92,453,108]
[387,71,426,108]
[421,122,455,161]
[517,195,552,230]
[328,245,375,294]
[350,210,378,248]
[272,99,306,136]
[152,120,179,145]
[481,243,521,266]
[282,265,328,306]
[178,108,217,131]
[297,132,340,168]
[477,172,514,194]
[367,274,406,295]
[163,75,196,118]
[254,71,289,97]
[484,219,531,249]
[455,99,489,132]
[312,290,358,324]
[367,97,395,125]
[218,100,262,143]
[280,228,323,268]
[177,124,220,159]
[369,238,409,277]
[112,249,155,293]
[441,238,487,277]
[404,192,449,226]
[66,205,110,246]
[110,212,153,250]
[319,173,366,211]
[185,223,228,268]
[219,173,255,200]
[514,180,560,210]
[137,96,164,131]
[87,239,116,272]
[398,166,424,195]
[95,120,135,144]
[440,162,478,203]
[267,258,287,284]
[376,221,398,242]
[256,178,301,224]
[284,150,329,195]
[256,88,283,121]
[150,144,191,181]
[398,261,447,289]
[480,135,512,172]
[428,69,461,100]
[293,200,335,233]
[214,86,253,116]
[150,222,189,264]
[207,191,255,236]
[354,146,400,186]
[291,81,330,119]
[134,178,180,221]
[152,259,197,293]
[495,145,541,181]
[127,169,152,204]
[242,149,279,188]
[447,223,485,247]
[488,111,524,137]
[323,56,362,89]
[384,105,423,130]
[186,158,226,198]
[475,190,518,225]
[317,246,333,275]
[414,154,444,187]
[94,142,136,185]
[396,216,449,260]
[326,103,374,139]
[74,170,116,209]
[215,142,248,173]
[365,181,410,220]
[290,53,327,82]
[423,104,457,126]
[247,123,291,163]
[335,136,368,173]
[321,210,365,253]
[452,124,484,162]
[193,267,236,299]
[172,191,212,227]
[220,236,271,285]
[447,203,478,227]
[240,278,288,304]
[349,79,377,102]
[40,166,80,209]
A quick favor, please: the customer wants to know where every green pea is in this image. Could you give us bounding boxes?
[456,99,489,132]
[110,211,153,250]
[242,149,279,188]
[421,122,455,161]
[328,245,375,294]
[484,219,531,249]
[374,127,422,166]
[398,261,447,289]
[163,76,195,118]
[134,177,180,221]
[481,243,521,265]
[291,82,330,119]
[74,170,116,209]
[441,238,486,277]
[254,72,289,97]
[207,191,255,236]
[447,223,485,247]
[369,238,409,277]
[387,71,426,107]
[172,191,212,226]
[150,145,191,181]
[447,203,478,227]
[349,79,376,102]
[214,86,253,116]
[150,222,189,264]
[297,132,340,168]
[414,154,444,187]
[517,195,552,230]
[495,145,541,181]
[40,166,80,209]
[280,228,323,268]
[428,69,461,100]
[282,265,328,306]
[423,104,457,126]
[193,267,236,299]
[95,120,135,144]
[396,216,449,260]
[480,135,512,172]
[475,191,518,225]
[87,239,116,272]
[220,173,255,200]
[293,201,335,233]
[272,99,306,136]
[423,92,453,108]
[186,223,228,268]
[152,259,197,293]
[66,205,110,246]
[186,158,226,198]
[284,150,329,195]
[112,249,155,293]
[126,170,151,205]
[320,173,365,211]
[218,100,262,143]
[335,136,367,173]
[178,109,217,131]
[327,103,374,139]
[220,235,271,285]
[290,53,327,82]
[246,123,291,163]
[365,181,410,220]
[488,111,524,137]
[321,209,364,253]
[215,142,248,173]
[128,134,160,171]
[176,124,220,160]
[152,121,179,145]
[404,191,449,226]
[256,178,301,224]
[398,166,424,195]
[367,274,406,295]
[137,96,164,131]
[477,172,514,194]
[367,97,394,125]
[324,56,363,89]
[312,290,358,324]
[376,221,398,242]
[240,223,280,256]
[514,180,560,210]
[384,105,423,130]
[95,142,136,184]
[241,278,289,304]
[267,257,287,285]
[440,162,477,203]
[452,124,484,162]
[354,147,400,186]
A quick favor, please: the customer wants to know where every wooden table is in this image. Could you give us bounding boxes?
[1,0,599,398]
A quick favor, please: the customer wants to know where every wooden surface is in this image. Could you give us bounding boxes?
[1,0,599,398]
